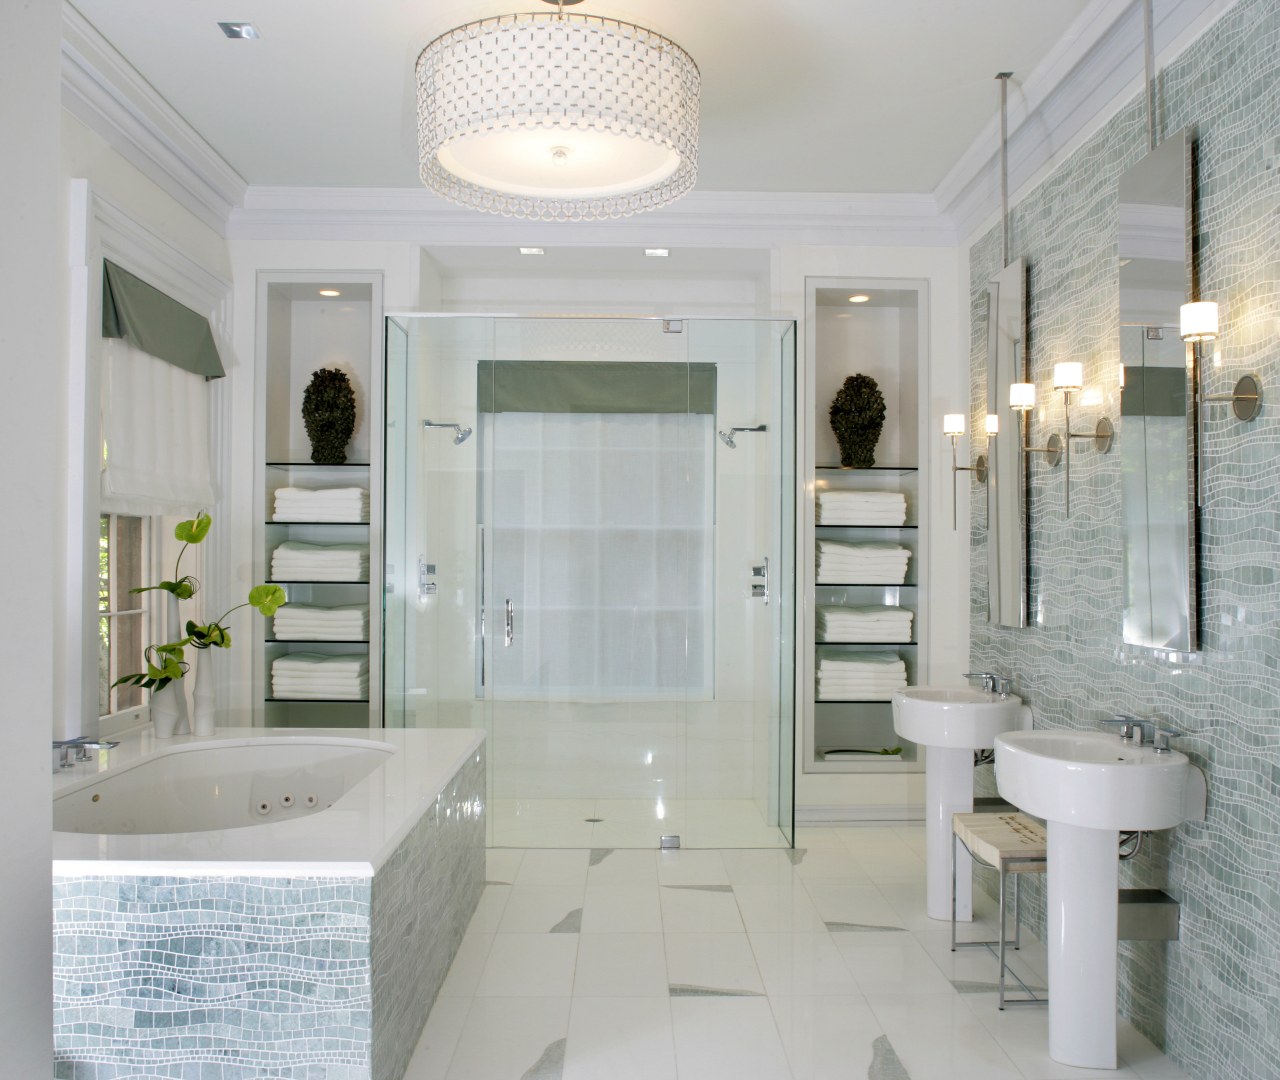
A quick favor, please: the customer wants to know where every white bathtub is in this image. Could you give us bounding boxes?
[52,726,486,1080]
[54,736,395,834]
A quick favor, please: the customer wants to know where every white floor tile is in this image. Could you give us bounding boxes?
[733,881,828,933]
[748,932,860,997]
[445,996,570,1080]
[801,883,906,934]
[514,848,591,886]
[660,885,746,933]
[586,848,659,886]
[466,883,511,934]
[791,848,874,885]
[573,932,669,997]
[496,885,585,933]
[769,995,883,1080]
[670,997,795,1080]
[838,938,957,996]
[914,928,1046,995]
[474,933,579,997]
[403,995,469,1080]
[563,996,678,1080]
[437,932,494,998]
[1117,1020,1193,1079]
[581,885,663,933]
[849,848,927,883]
[867,993,1023,1080]
[720,849,800,886]
[485,848,525,884]
[665,932,766,995]
[959,991,1140,1079]
[658,849,731,886]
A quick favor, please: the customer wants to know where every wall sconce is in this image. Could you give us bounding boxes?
[1009,382,1063,467]
[944,413,988,531]
[1054,362,1113,517]
[1181,301,1262,421]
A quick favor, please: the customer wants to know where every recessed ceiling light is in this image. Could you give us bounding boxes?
[318,289,341,297]
[848,294,870,304]
[519,247,545,256]
[645,248,670,257]
[217,22,261,39]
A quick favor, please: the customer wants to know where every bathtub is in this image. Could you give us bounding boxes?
[52,727,486,1080]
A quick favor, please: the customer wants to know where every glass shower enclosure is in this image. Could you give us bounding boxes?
[385,315,795,848]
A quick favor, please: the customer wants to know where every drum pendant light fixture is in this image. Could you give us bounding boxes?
[415,2,700,221]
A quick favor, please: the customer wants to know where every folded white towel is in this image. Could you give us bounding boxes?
[817,649,904,667]
[272,652,368,673]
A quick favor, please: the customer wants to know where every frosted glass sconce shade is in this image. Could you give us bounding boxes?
[985,414,1000,435]
[943,414,966,437]
[1009,383,1036,411]
[1053,362,1083,393]
[1180,301,1219,342]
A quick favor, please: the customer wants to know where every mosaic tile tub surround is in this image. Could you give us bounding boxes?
[52,732,485,1079]
[968,2,1280,1078]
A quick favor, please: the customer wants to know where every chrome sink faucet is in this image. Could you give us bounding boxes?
[52,735,120,770]
[1099,715,1182,753]
[964,671,1013,698]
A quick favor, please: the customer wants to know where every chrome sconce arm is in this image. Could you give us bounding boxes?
[1052,363,1113,517]
[1009,384,1063,468]
[944,414,991,532]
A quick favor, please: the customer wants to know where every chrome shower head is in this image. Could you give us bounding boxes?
[424,418,473,446]
[717,424,767,450]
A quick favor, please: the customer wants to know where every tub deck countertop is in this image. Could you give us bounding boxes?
[52,726,485,877]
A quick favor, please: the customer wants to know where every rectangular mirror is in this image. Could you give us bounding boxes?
[1118,128,1196,653]
[986,257,1027,628]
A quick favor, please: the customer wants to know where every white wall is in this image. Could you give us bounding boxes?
[1,2,62,1067]
[776,244,969,816]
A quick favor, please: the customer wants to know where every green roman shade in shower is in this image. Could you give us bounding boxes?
[478,361,716,414]
[102,260,225,378]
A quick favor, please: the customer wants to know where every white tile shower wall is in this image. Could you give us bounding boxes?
[53,750,485,1080]
[968,3,1280,1078]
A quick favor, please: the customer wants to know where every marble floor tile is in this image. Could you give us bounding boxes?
[437,931,495,998]
[657,848,730,886]
[748,932,861,997]
[466,883,512,934]
[659,883,746,933]
[562,996,677,1080]
[867,993,1024,1080]
[733,881,828,933]
[585,847,659,886]
[720,848,801,886]
[581,884,663,933]
[514,848,591,887]
[445,996,571,1080]
[402,994,469,1080]
[768,995,884,1080]
[801,883,907,935]
[670,997,795,1080]
[665,932,766,996]
[839,938,958,996]
[496,885,585,934]
[573,932,669,997]
[474,933,579,997]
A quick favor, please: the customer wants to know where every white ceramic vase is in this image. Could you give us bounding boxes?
[192,648,218,737]
[150,679,188,739]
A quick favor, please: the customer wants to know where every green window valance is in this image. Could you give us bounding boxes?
[102,260,225,379]
[478,361,716,414]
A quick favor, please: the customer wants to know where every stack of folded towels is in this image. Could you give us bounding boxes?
[271,653,369,700]
[271,541,369,582]
[816,540,911,584]
[272,603,369,642]
[272,486,368,523]
[816,605,914,643]
[817,489,907,526]
[815,649,907,700]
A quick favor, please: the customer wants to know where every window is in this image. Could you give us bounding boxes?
[98,514,148,717]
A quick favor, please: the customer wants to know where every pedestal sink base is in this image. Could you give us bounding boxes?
[1046,821,1119,1069]
[926,747,973,921]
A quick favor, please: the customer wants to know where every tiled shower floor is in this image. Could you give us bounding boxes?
[403,826,1191,1080]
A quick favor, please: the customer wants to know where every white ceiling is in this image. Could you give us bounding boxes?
[69,0,1095,195]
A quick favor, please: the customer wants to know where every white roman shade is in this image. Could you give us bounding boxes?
[99,336,216,516]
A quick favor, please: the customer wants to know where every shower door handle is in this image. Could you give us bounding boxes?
[504,599,515,647]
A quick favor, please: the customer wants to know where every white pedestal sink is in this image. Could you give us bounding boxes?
[891,688,1031,921]
[995,730,1207,1070]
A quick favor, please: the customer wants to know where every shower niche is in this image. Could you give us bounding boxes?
[253,273,384,728]
[804,282,927,773]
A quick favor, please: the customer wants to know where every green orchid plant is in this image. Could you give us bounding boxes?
[113,511,286,693]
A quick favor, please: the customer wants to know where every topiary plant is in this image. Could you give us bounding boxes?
[829,373,886,468]
[302,367,356,464]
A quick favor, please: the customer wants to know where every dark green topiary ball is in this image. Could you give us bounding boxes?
[829,373,886,468]
[302,368,356,464]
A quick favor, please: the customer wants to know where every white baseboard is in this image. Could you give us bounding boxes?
[795,804,924,826]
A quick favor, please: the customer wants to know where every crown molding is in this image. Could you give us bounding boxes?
[60,2,246,237]
[939,0,1239,247]
[228,188,957,248]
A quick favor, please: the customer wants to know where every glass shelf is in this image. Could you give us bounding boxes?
[266,461,370,468]
[265,697,370,704]
[815,464,918,472]
[816,524,917,530]
[269,579,370,586]
[266,520,369,526]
